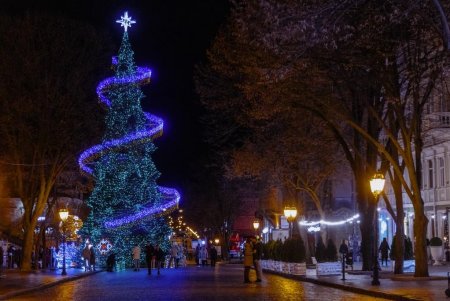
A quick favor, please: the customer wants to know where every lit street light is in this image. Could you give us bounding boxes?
[253,219,260,235]
[59,208,69,276]
[370,172,385,286]
[284,206,298,239]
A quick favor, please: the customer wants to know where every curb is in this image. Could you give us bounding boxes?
[0,270,102,300]
[263,269,422,301]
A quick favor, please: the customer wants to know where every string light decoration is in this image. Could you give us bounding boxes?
[97,238,113,255]
[79,12,178,268]
[56,242,81,269]
[299,214,360,226]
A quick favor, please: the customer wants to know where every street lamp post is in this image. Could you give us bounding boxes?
[284,206,298,239]
[253,219,260,236]
[370,172,386,286]
[59,208,69,276]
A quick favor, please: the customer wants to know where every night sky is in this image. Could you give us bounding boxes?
[1,1,230,200]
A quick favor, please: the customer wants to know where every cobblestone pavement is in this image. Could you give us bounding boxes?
[6,264,389,301]
[305,262,450,301]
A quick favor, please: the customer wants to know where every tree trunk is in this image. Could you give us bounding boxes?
[393,225,405,274]
[360,213,374,270]
[21,220,37,271]
[413,209,429,277]
[392,172,405,274]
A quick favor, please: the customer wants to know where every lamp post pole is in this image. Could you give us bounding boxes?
[59,209,69,276]
[370,172,385,286]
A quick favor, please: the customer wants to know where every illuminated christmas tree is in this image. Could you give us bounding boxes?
[79,12,179,268]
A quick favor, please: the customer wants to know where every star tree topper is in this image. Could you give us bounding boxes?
[116,11,136,32]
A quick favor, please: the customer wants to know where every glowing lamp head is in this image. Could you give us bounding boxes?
[214,238,220,244]
[59,209,69,221]
[253,219,260,230]
[370,172,386,196]
[284,206,298,222]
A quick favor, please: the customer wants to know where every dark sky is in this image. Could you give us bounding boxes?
[2,1,230,199]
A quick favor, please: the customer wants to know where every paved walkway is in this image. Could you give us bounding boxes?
[0,268,100,300]
[278,262,450,301]
[0,262,449,300]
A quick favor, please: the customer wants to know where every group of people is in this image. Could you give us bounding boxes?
[132,243,165,275]
[168,243,186,268]
[243,236,262,283]
[339,237,391,268]
[81,244,96,272]
[195,244,218,267]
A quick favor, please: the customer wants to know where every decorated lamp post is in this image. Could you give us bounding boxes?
[284,206,298,239]
[59,208,69,276]
[370,172,385,286]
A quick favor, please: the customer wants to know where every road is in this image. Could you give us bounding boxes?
[12,264,389,300]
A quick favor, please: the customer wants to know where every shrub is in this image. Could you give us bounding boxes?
[390,235,415,260]
[281,237,306,263]
[315,236,326,262]
[291,237,306,263]
[325,238,338,261]
[273,239,283,261]
[404,237,414,259]
[261,237,306,263]
[430,237,443,247]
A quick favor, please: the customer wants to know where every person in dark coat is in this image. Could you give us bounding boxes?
[195,244,200,266]
[154,244,164,275]
[106,253,116,272]
[209,246,218,267]
[379,238,390,266]
[89,244,96,271]
[0,245,4,276]
[145,243,155,275]
[82,245,91,271]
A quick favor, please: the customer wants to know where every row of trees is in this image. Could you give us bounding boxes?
[195,0,450,277]
[263,238,306,263]
[0,13,111,271]
[262,237,341,263]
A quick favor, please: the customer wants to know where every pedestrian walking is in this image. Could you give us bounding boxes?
[339,239,349,257]
[199,246,208,267]
[0,244,4,277]
[132,244,141,271]
[89,244,96,271]
[154,244,164,275]
[253,236,263,282]
[145,243,155,275]
[82,245,91,272]
[209,246,217,267]
[7,245,14,269]
[379,238,390,266]
[169,243,179,268]
[195,244,200,266]
[106,252,116,272]
[243,237,253,283]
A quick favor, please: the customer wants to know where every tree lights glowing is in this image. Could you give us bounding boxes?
[79,12,179,267]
